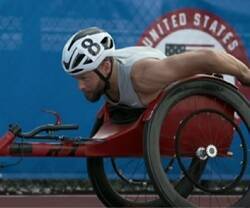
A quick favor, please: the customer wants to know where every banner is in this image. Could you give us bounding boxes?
[0,0,249,178]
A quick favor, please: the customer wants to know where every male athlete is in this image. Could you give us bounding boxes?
[61,27,250,108]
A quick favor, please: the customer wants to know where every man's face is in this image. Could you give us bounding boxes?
[76,71,105,102]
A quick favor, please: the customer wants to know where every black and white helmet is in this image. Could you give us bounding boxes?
[62,27,115,76]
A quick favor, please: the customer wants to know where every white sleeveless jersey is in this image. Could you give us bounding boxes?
[106,46,166,108]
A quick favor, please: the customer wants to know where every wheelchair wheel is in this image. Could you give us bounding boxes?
[87,157,163,207]
[87,118,163,207]
[175,109,247,194]
[88,156,206,207]
[144,77,250,207]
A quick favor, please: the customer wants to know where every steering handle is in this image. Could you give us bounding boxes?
[12,124,79,138]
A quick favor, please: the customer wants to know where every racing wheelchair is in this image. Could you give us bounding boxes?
[0,75,249,207]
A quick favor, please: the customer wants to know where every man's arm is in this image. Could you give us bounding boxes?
[132,49,250,94]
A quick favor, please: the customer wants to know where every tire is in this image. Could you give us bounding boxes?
[87,157,163,207]
[87,118,164,207]
[144,77,250,207]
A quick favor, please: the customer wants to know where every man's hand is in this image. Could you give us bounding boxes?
[240,68,250,87]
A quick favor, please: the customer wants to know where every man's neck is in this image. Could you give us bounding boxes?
[105,59,120,102]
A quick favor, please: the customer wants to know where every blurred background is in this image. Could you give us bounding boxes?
[0,0,249,193]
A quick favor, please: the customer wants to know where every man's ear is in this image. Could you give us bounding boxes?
[100,59,111,74]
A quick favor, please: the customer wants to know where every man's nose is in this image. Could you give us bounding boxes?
[78,81,86,91]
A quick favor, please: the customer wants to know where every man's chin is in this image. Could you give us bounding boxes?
[85,94,101,103]
[88,97,101,103]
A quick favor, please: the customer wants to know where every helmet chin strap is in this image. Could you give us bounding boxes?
[94,59,116,102]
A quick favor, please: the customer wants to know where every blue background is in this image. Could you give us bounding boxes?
[0,0,249,178]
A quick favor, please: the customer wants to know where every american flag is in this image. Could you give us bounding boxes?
[165,43,214,56]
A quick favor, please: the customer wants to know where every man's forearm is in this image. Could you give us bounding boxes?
[170,49,250,84]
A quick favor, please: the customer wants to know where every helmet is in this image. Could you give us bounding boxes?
[62,27,115,76]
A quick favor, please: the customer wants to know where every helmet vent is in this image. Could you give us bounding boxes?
[71,68,83,74]
[68,28,104,51]
[101,37,113,49]
[72,53,85,69]
[84,58,93,65]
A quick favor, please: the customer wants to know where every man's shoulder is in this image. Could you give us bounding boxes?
[114,46,166,69]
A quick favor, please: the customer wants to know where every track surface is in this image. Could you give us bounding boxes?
[0,195,104,207]
[0,194,240,207]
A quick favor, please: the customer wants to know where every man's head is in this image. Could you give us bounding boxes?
[62,27,115,102]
